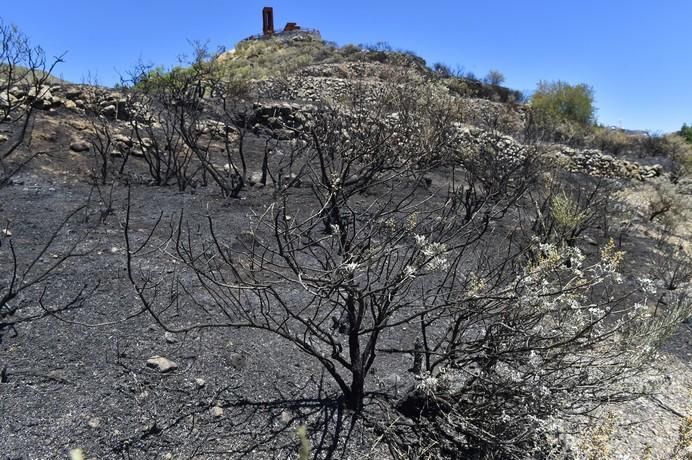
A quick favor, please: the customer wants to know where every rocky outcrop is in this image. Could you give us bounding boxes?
[552,147,663,180]
[246,98,660,181]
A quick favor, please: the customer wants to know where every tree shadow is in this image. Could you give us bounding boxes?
[108,369,369,459]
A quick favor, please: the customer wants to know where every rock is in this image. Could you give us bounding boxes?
[274,129,295,140]
[27,86,52,101]
[8,86,26,98]
[210,405,224,417]
[0,93,17,108]
[194,378,206,388]
[64,87,83,100]
[87,417,101,429]
[282,173,301,188]
[227,352,246,370]
[113,133,132,146]
[69,141,90,152]
[164,331,178,344]
[101,105,117,118]
[247,171,264,186]
[146,356,178,373]
[63,99,78,110]
[0,134,8,143]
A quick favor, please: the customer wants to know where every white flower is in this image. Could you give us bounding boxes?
[588,306,604,316]
[528,350,543,367]
[638,277,657,294]
[404,265,417,279]
[414,234,427,248]
[416,373,439,396]
[343,262,359,273]
[422,242,447,258]
[425,256,449,272]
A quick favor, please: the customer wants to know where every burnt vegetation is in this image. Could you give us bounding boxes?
[1,19,691,460]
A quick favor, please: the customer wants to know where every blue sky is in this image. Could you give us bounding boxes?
[2,1,690,133]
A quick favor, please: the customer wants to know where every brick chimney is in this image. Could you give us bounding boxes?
[262,7,274,36]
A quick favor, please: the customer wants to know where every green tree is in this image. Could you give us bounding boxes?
[530,80,596,126]
[679,123,692,143]
[484,69,505,86]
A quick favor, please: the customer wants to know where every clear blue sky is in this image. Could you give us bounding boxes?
[3,1,690,133]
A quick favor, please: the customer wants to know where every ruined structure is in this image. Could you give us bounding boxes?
[262,7,274,36]
[283,22,300,32]
[262,7,302,36]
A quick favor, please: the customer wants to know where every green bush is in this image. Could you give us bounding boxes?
[531,80,596,126]
[679,123,692,144]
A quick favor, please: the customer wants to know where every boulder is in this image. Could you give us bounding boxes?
[146,356,178,373]
[63,99,78,110]
[69,141,90,153]
[101,105,117,118]
[8,86,27,98]
[64,87,84,100]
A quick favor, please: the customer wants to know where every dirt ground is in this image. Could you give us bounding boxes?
[0,107,690,460]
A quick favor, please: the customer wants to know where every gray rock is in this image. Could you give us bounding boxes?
[87,417,101,429]
[8,86,26,98]
[0,93,17,108]
[210,405,224,417]
[101,105,117,118]
[64,87,83,100]
[0,134,8,143]
[146,356,178,373]
[69,141,90,152]
[63,100,78,110]
[27,86,52,101]
[227,352,246,370]
[247,171,264,186]
[113,134,132,146]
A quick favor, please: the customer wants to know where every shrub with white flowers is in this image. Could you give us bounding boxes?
[394,238,691,458]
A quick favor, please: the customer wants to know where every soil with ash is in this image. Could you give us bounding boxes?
[0,107,690,459]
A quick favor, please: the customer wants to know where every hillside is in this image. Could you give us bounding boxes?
[1,31,691,460]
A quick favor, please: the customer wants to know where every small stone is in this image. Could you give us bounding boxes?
[228,352,247,370]
[87,417,101,429]
[194,378,206,388]
[101,104,117,117]
[113,133,132,146]
[0,134,8,143]
[146,356,178,373]
[211,405,224,417]
[64,87,83,99]
[70,141,91,152]
[280,410,292,423]
[164,331,178,344]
